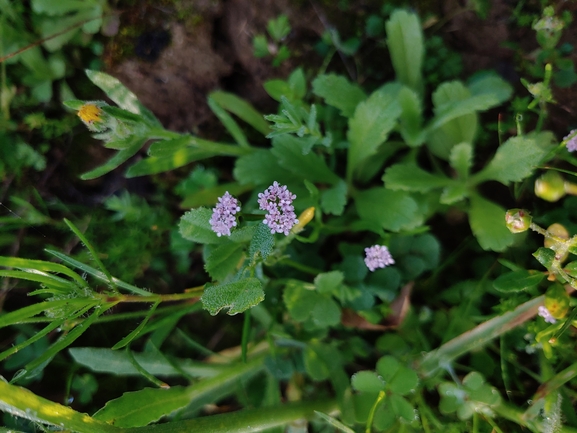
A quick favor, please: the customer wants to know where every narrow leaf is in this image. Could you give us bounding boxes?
[112,301,160,349]
[209,91,270,135]
[81,136,146,180]
[311,74,366,118]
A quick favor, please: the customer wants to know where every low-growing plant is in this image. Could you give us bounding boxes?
[2,5,577,433]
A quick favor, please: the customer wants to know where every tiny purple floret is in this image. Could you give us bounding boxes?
[210,191,241,237]
[364,245,395,272]
[538,306,556,324]
[257,181,298,235]
[564,129,577,152]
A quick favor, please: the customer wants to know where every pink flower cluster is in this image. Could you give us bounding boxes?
[209,192,241,237]
[209,182,299,237]
[565,129,577,152]
[257,181,299,236]
[364,245,395,272]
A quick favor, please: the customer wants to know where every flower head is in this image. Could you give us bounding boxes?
[209,192,241,237]
[538,305,556,324]
[258,182,298,235]
[77,103,106,132]
[364,245,395,272]
[564,129,577,152]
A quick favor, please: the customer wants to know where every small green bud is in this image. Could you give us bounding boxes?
[545,284,570,320]
[535,171,566,202]
[505,209,532,233]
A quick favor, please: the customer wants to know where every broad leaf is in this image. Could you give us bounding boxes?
[493,270,545,293]
[248,223,275,264]
[469,194,515,252]
[321,180,348,216]
[312,74,366,118]
[355,188,419,232]
[347,84,402,179]
[201,278,264,315]
[449,142,473,179]
[179,208,226,245]
[383,162,451,192]
[205,243,245,281]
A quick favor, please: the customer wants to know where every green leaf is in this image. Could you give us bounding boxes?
[69,347,223,378]
[315,271,344,295]
[355,188,419,232]
[311,74,366,118]
[398,86,424,146]
[474,134,554,185]
[271,135,339,184]
[85,70,160,126]
[80,136,146,180]
[205,243,246,281]
[347,84,402,179]
[0,380,121,433]
[385,10,424,93]
[248,223,275,264]
[428,93,499,131]
[201,278,264,315]
[493,270,545,293]
[208,97,250,148]
[468,72,513,105]
[234,149,294,186]
[209,91,270,135]
[112,301,160,350]
[147,135,193,157]
[351,371,386,393]
[93,356,265,428]
[388,394,415,422]
[314,411,356,433]
[0,270,77,292]
[440,183,469,205]
[320,180,348,216]
[449,142,473,179]
[387,366,418,396]
[283,282,319,322]
[383,162,451,192]
[0,299,83,329]
[469,194,515,252]
[31,0,96,15]
[179,208,226,245]
[311,297,341,327]
[126,148,215,177]
[533,247,556,270]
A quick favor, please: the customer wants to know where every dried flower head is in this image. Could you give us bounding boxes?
[209,192,241,237]
[364,245,395,272]
[258,181,298,235]
[538,305,556,324]
[564,129,577,152]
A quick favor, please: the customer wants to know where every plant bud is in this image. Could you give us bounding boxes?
[291,207,315,234]
[505,209,532,233]
[535,171,566,202]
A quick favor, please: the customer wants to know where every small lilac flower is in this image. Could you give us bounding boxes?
[538,306,556,324]
[364,245,395,272]
[564,129,577,152]
[209,192,241,237]
[258,181,298,235]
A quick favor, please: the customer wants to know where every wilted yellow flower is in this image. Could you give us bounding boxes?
[77,103,103,125]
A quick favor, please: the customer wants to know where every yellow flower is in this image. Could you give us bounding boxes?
[77,104,103,125]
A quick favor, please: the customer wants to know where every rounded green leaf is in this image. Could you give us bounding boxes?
[351,371,386,393]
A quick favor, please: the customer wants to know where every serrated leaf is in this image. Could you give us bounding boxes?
[449,142,473,179]
[179,208,226,245]
[355,188,419,232]
[347,84,402,179]
[469,194,515,252]
[201,278,264,315]
[351,371,386,393]
[429,94,499,131]
[80,136,146,180]
[247,223,274,262]
[321,180,347,216]
[440,183,468,205]
[383,162,451,192]
[271,135,339,184]
[493,270,545,293]
[474,135,553,185]
[204,243,245,281]
[311,74,366,118]
[385,10,424,93]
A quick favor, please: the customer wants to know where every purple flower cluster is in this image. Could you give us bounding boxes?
[209,192,241,237]
[364,245,395,272]
[538,306,556,324]
[564,129,577,152]
[258,181,299,235]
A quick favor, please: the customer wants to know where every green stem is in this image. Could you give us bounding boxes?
[417,296,544,378]
[124,398,338,433]
[365,391,386,433]
[241,309,251,364]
